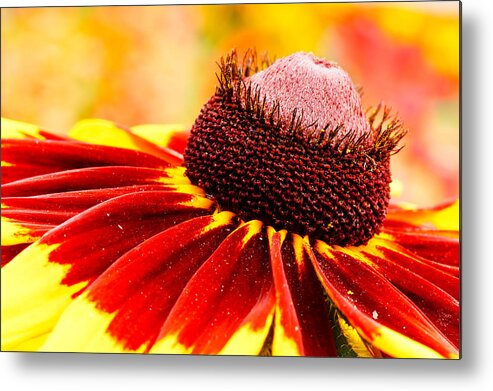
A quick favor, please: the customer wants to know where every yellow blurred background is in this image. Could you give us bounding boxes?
[1,2,459,206]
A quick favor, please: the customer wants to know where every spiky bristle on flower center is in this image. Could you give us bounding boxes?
[184,50,406,246]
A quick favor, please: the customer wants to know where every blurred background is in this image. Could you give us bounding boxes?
[1,2,459,206]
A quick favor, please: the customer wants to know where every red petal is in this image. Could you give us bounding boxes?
[2,166,188,197]
[2,184,202,217]
[2,209,75,227]
[360,241,459,348]
[372,236,459,296]
[2,139,171,184]
[1,243,30,267]
[268,229,337,356]
[151,221,275,355]
[165,132,188,155]
[382,229,459,268]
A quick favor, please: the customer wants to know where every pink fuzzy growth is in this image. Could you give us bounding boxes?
[246,52,370,142]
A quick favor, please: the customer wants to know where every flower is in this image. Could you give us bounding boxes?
[1,50,459,358]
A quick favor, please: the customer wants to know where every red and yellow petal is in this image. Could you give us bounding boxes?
[68,119,183,165]
[150,221,275,355]
[1,118,68,141]
[268,228,337,356]
[1,215,56,266]
[41,212,239,353]
[372,235,459,293]
[131,123,189,155]
[1,242,88,350]
[359,238,459,347]
[1,215,55,246]
[385,199,459,232]
[380,229,459,270]
[1,191,216,351]
[310,241,459,359]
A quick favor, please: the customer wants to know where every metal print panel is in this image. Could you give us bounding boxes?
[1,1,460,358]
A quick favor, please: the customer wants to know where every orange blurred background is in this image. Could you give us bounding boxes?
[1,2,459,206]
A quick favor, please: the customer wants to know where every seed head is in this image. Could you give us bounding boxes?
[246,52,370,143]
[184,50,406,246]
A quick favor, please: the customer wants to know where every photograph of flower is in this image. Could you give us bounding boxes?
[1,1,460,358]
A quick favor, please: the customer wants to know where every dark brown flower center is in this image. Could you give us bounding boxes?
[184,51,405,246]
